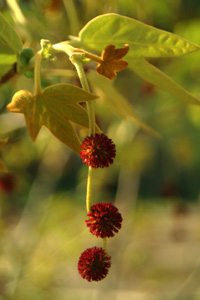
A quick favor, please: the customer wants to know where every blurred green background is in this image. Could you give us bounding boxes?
[0,0,200,299]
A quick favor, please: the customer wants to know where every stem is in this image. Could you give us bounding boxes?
[54,44,102,64]
[34,50,42,94]
[52,43,76,57]
[83,51,103,64]
[103,238,107,252]
[86,167,93,213]
[70,55,95,135]
[69,54,96,213]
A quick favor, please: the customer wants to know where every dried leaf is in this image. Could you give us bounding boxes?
[96,44,129,80]
[7,84,98,153]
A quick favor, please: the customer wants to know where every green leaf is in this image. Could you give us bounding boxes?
[0,12,23,54]
[0,37,18,69]
[0,54,16,65]
[6,84,98,153]
[129,58,200,106]
[89,73,160,137]
[0,65,12,77]
[78,13,200,58]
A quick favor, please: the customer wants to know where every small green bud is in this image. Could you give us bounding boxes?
[23,69,34,79]
[19,48,35,67]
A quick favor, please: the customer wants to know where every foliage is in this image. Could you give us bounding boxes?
[1,12,200,152]
[0,0,200,298]
[76,13,200,106]
[7,85,98,153]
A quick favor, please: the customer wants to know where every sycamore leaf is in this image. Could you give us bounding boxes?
[96,44,129,80]
[0,138,8,172]
[77,13,200,58]
[6,84,98,153]
[74,14,200,106]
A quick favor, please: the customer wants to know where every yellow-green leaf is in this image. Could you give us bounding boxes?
[6,84,98,153]
[78,13,200,58]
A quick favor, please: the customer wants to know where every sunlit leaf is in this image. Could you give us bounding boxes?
[0,138,8,172]
[129,58,200,106]
[0,13,23,54]
[77,14,200,107]
[6,84,98,153]
[89,73,160,138]
[0,54,16,65]
[95,44,129,80]
[78,13,200,58]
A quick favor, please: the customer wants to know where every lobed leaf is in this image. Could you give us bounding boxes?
[77,14,200,107]
[78,13,200,58]
[129,59,200,106]
[96,44,129,79]
[0,13,23,54]
[6,84,99,153]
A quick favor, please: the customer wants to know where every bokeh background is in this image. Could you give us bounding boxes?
[0,0,200,299]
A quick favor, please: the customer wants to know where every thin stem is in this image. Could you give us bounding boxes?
[52,43,76,56]
[72,58,90,92]
[103,238,107,252]
[86,167,93,213]
[54,44,103,65]
[87,102,95,136]
[83,51,103,64]
[69,54,96,213]
[70,55,96,135]
[34,50,42,94]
